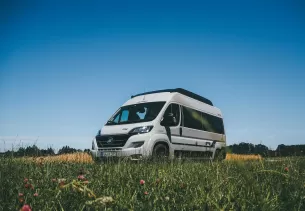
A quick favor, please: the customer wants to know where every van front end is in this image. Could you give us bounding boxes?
[91,126,154,160]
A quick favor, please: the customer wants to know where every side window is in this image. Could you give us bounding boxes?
[201,112,214,132]
[201,112,225,134]
[163,103,180,126]
[113,113,121,123]
[182,106,203,130]
[120,110,129,122]
[181,105,225,134]
[209,114,225,134]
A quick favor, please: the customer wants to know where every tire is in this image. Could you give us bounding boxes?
[91,154,101,163]
[152,143,169,160]
[214,148,226,161]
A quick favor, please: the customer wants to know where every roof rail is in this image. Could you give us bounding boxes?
[131,88,213,106]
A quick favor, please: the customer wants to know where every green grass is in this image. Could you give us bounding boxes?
[0,157,305,211]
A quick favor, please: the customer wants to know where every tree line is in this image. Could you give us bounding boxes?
[1,143,304,158]
[0,145,91,157]
[227,142,305,157]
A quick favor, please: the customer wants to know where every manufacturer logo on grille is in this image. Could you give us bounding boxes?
[107,137,114,144]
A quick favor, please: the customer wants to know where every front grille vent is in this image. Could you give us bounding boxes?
[96,134,131,148]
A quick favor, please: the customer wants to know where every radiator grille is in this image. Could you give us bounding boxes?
[96,134,131,148]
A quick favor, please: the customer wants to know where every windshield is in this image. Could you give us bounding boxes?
[106,101,166,125]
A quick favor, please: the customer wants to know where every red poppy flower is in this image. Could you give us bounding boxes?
[18,193,24,197]
[78,175,85,181]
[140,180,145,185]
[284,167,289,172]
[24,184,30,189]
[20,204,32,211]
[144,191,148,195]
[33,193,38,197]
[24,178,28,183]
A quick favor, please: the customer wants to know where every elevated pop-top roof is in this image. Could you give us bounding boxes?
[131,88,213,106]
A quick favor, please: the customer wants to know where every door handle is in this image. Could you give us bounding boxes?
[180,127,182,136]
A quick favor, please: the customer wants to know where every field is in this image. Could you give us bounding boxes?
[0,153,304,211]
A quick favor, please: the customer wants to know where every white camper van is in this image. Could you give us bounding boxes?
[91,88,226,160]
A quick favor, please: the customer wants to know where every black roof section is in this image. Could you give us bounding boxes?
[131,88,213,106]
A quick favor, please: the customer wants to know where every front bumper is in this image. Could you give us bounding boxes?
[91,147,143,159]
[91,133,151,159]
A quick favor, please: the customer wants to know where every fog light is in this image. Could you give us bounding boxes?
[131,154,142,160]
[130,141,144,148]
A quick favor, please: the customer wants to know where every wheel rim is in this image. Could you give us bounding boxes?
[156,148,166,156]
[154,146,168,157]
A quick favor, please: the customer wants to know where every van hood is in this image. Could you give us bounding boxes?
[100,121,154,135]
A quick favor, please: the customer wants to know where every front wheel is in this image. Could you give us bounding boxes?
[152,143,169,160]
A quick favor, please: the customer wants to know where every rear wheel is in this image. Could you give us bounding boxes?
[214,148,226,161]
[152,143,169,160]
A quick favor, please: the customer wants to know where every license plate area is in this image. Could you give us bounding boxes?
[101,151,117,157]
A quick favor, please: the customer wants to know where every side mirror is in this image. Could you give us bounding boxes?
[161,113,177,126]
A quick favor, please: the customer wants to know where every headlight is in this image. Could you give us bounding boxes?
[129,126,153,135]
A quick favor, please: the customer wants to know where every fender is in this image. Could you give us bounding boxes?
[146,134,171,156]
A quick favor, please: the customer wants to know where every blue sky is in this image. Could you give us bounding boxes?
[1,0,305,151]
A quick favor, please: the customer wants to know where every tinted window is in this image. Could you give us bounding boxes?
[163,103,180,126]
[182,106,202,130]
[182,106,224,134]
[201,112,224,134]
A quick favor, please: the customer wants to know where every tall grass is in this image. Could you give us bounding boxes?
[15,152,263,164]
[19,152,94,164]
[0,154,304,210]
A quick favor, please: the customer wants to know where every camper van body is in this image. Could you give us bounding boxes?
[91,88,226,160]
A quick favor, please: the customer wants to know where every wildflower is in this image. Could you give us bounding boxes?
[144,191,148,195]
[284,167,289,172]
[18,193,24,197]
[78,175,85,181]
[165,196,170,201]
[24,184,30,189]
[20,204,32,211]
[51,178,57,182]
[59,181,65,189]
[95,196,114,204]
[57,178,66,183]
[33,193,38,197]
[140,180,145,185]
[24,178,28,183]
[83,180,89,185]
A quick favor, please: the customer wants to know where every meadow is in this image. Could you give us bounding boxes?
[0,153,304,211]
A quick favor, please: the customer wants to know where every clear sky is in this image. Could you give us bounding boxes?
[1,0,305,151]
